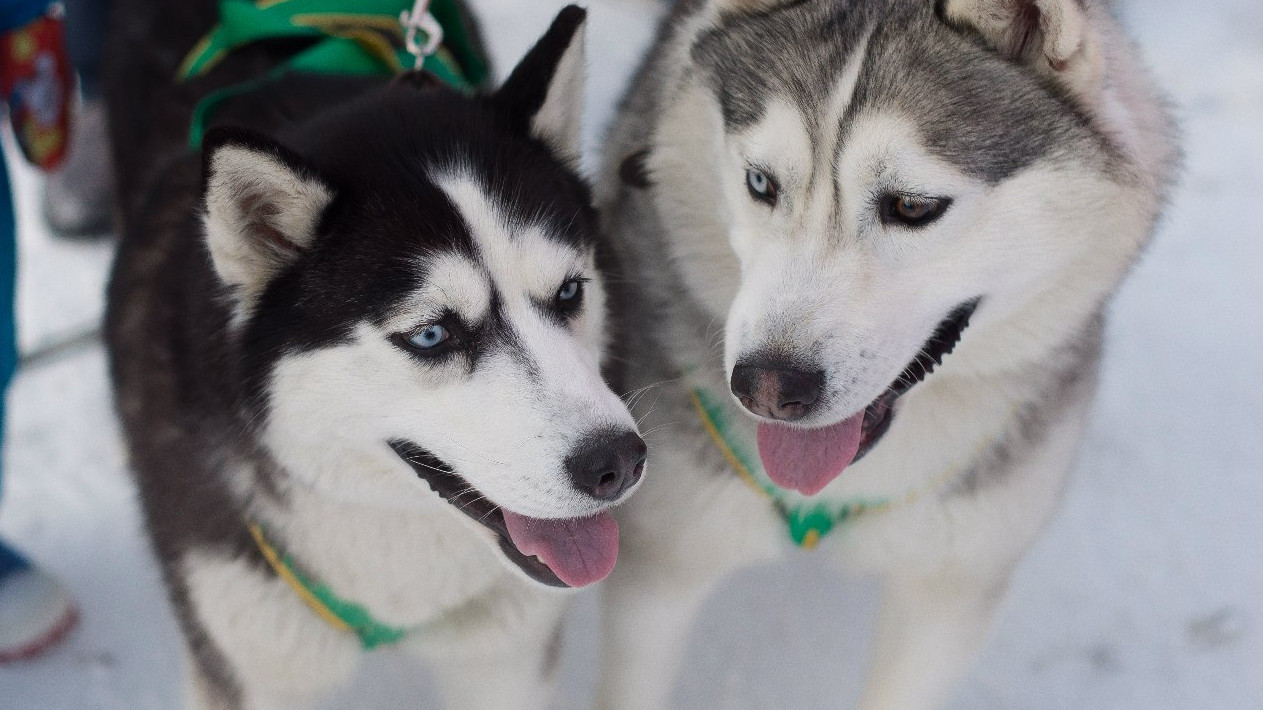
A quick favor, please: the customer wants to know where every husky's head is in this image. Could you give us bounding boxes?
[645,0,1165,494]
[199,8,643,588]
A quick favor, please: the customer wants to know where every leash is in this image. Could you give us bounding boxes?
[176,0,490,147]
[248,523,412,649]
[688,383,998,550]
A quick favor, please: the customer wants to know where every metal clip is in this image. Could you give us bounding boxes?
[400,0,443,70]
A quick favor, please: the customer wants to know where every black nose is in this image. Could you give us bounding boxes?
[566,430,647,502]
[730,362,824,422]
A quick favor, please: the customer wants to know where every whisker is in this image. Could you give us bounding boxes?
[639,421,682,439]
[432,433,506,467]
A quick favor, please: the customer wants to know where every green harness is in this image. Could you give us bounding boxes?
[689,379,1012,549]
[689,386,894,549]
[177,0,490,147]
[249,524,411,650]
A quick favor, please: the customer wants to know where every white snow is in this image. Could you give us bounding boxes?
[0,0,1259,707]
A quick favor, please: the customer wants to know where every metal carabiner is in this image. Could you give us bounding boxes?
[400,0,444,70]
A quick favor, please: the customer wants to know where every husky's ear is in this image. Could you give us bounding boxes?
[940,0,1104,104]
[201,127,333,302]
[495,5,587,167]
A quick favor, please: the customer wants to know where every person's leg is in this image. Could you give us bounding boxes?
[43,0,114,237]
[0,158,18,489]
[0,161,79,663]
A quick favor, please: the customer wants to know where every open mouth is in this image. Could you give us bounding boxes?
[388,440,619,589]
[854,297,981,463]
[754,298,980,496]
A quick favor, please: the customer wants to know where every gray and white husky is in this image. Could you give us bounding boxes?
[105,5,643,709]
[596,0,1177,708]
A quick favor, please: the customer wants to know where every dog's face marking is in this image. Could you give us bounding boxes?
[652,0,1147,433]
[260,167,629,522]
[200,8,643,586]
[434,169,605,346]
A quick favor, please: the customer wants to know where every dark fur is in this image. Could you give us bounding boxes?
[103,2,603,702]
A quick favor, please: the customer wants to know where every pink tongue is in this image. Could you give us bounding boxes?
[501,510,619,588]
[757,412,866,496]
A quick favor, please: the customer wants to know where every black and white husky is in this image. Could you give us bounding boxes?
[597,0,1177,708]
[105,4,643,709]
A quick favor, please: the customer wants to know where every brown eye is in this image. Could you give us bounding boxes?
[880,193,952,228]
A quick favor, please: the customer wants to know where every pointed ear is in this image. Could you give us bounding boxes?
[494,5,588,167]
[201,127,334,305]
[940,0,1104,105]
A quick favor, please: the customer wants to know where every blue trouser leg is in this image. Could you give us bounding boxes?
[0,0,46,575]
[0,162,18,508]
[0,159,21,575]
[0,537,28,577]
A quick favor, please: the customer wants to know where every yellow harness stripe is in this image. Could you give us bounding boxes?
[689,390,776,504]
[247,524,353,633]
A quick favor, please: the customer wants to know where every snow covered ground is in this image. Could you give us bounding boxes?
[1,0,1260,708]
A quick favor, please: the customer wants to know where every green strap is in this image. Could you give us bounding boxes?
[284,554,410,650]
[249,523,411,650]
[179,0,490,147]
[690,385,889,549]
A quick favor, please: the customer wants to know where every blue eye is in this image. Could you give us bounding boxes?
[408,324,449,350]
[557,279,582,302]
[746,167,778,205]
